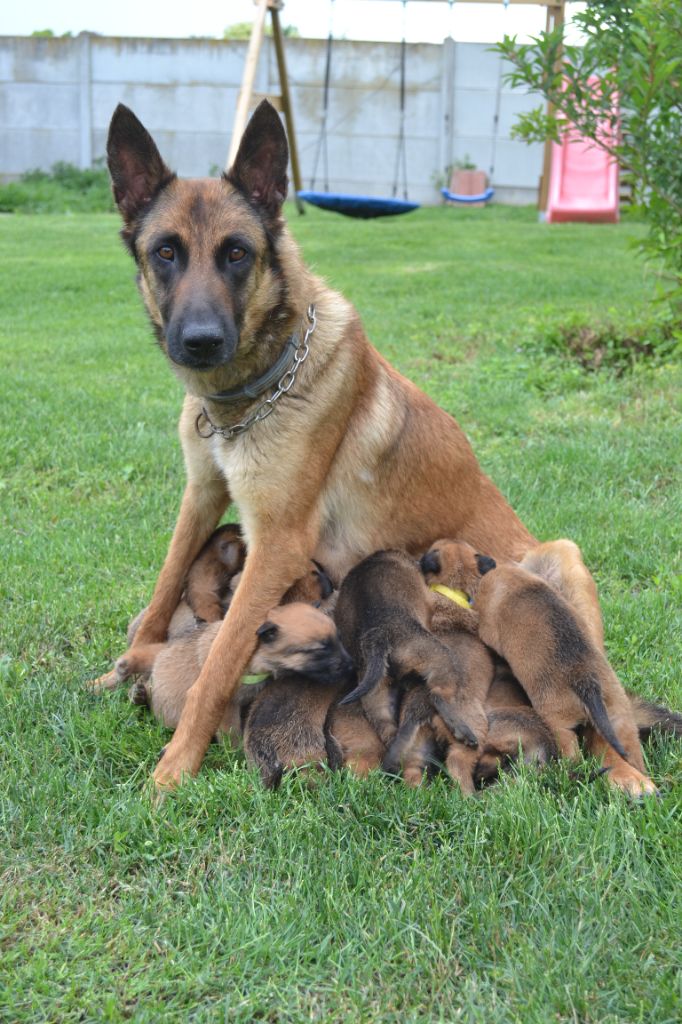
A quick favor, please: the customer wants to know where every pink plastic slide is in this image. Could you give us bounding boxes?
[546,85,619,224]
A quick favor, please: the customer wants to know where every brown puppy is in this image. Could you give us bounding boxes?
[420,574,496,791]
[334,549,487,749]
[423,539,657,796]
[243,678,385,789]
[98,100,624,796]
[185,523,246,622]
[138,602,353,736]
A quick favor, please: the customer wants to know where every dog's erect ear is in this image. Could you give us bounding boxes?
[227,100,289,217]
[107,104,173,225]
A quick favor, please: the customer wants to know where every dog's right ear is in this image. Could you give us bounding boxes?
[107,104,173,226]
[226,100,289,219]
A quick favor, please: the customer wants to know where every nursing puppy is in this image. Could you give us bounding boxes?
[185,522,246,622]
[137,602,351,736]
[417,574,496,790]
[422,539,655,794]
[334,549,487,749]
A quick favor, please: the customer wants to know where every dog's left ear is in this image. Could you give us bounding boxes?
[107,104,174,227]
[227,100,289,218]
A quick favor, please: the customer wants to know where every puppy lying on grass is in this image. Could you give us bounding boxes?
[421,538,671,795]
[334,549,487,750]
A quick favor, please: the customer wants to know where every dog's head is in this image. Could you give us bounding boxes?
[419,538,496,599]
[251,603,354,685]
[106,100,292,386]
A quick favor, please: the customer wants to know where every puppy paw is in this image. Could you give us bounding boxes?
[128,680,149,706]
[85,668,120,693]
[605,764,659,799]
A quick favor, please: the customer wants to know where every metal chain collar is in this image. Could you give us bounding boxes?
[195,305,316,443]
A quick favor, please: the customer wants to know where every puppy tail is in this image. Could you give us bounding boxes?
[338,649,387,706]
[573,676,629,762]
[628,693,682,741]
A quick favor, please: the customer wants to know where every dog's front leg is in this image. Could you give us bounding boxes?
[89,479,229,691]
[153,519,319,791]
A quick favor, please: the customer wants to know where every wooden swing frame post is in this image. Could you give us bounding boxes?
[227,0,565,213]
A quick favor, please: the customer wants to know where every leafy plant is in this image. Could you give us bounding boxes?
[495,0,682,315]
[0,160,113,213]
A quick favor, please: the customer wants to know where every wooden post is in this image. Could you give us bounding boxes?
[226,1,304,213]
[538,0,565,214]
[226,0,269,169]
[269,5,305,213]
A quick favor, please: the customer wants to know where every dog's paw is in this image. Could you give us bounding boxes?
[152,743,201,796]
[604,764,659,799]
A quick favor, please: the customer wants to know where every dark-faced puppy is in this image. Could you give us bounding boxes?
[139,602,352,737]
[334,549,486,749]
[424,539,657,795]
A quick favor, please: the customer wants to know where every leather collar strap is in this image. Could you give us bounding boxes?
[204,335,299,404]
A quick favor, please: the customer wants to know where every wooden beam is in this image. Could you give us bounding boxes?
[226,0,269,170]
[270,5,305,213]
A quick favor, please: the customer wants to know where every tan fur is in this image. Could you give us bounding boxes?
[425,540,657,796]
[334,549,488,749]
[99,102,621,795]
[133,602,348,740]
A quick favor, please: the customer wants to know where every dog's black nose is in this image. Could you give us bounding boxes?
[181,324,225,356]
[419,550,441,576]
[475,554,496,576]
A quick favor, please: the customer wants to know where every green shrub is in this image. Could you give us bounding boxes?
[0,160,114,213]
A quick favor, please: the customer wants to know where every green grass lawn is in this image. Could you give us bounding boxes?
[1,205,680,1023]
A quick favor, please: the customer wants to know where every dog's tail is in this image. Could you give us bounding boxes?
[573,675,629,762]
[628,693,682,741]
[338,648,387,706]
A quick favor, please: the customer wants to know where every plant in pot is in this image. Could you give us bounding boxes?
[446,155,489,207]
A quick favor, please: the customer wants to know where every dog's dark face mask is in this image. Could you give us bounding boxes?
[106,101,290,375]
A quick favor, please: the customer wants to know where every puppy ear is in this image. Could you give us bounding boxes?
[226,100,289,217]
[256,621,279,644]
[475,554,496,576]
[107,104,174,226]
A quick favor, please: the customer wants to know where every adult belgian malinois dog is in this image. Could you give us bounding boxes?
[100,99,656,797]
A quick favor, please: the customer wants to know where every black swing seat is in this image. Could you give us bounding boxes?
[297,190,419,219]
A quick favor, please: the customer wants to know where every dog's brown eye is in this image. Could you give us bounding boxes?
[157,244,175,262]
[228,246,247,263]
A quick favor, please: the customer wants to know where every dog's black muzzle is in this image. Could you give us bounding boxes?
[306,643,355,686]
[166,313,238,370]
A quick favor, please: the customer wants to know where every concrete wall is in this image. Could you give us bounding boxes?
[0,33,544,204]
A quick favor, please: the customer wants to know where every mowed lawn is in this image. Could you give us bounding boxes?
[1,205,681,1023]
